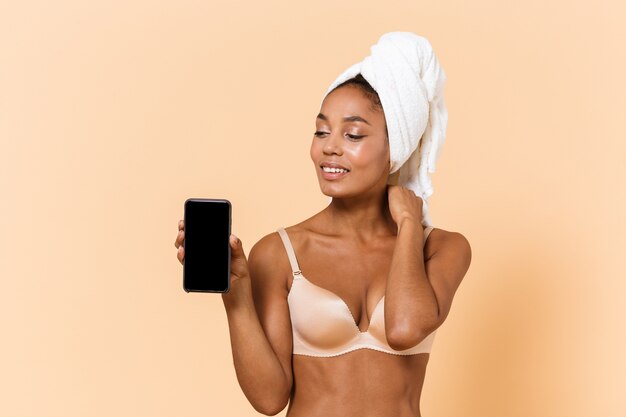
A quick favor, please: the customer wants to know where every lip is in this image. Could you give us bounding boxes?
[320,165,350,180]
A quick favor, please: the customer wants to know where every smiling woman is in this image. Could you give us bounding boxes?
[175,31,471,417]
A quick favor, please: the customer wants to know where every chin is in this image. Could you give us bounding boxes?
[319,185,360,199]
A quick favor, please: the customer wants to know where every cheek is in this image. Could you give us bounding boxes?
[346,143,387,169]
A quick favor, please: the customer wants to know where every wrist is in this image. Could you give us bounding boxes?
[397,216,421,231]
[222,277,253,310]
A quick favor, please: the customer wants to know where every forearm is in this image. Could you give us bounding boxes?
[385,218,439,348]
[222,281,290,414]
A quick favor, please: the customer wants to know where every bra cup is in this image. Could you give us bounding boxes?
[289,279,360,349]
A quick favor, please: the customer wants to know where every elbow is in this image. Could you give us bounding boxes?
[255,399,288,416]
[252,386,290,416]
[387,321,438,351]
[255,402,287,416]
[247,362,292,415]
[387,330,425,351]
[255,405,283,416]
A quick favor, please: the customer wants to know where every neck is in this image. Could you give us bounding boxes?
[322,188,397,240]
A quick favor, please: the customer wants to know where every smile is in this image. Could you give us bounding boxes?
[320,166,349,180]
[322,166,349,173]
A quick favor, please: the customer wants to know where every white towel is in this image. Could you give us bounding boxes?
[321,32,448,227]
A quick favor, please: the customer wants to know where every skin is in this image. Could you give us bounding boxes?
[174,85,472,416]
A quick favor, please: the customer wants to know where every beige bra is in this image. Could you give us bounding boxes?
[276,226,437,358]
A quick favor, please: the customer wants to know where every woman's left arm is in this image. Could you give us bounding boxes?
[385,188,472,350]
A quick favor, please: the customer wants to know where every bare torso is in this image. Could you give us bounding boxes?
[286,351,429,417]
[281,215,439,417]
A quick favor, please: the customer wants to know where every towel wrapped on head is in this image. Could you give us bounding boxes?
[321,31,448,227]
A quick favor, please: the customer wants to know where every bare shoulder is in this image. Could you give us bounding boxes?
[249,230,286,264]
[248,230,292,292]
[429,226,472,261]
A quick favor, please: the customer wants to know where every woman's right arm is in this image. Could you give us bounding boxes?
[175,221,293,415]
[221,233,294,415]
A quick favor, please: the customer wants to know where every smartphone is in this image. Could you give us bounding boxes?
[183,198,231,293]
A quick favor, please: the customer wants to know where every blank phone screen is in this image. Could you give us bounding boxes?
[183,199,231,293]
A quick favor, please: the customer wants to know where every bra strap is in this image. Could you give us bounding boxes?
[276,228,302,276]
[424,226,434,242]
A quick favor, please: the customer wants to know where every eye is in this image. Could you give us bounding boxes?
[346,133,365,140]
[314,131,329,137]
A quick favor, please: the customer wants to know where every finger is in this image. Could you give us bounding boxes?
[177,246,185,264]
[174,229,184,248]
[178,220,184,231]
[230,234,247,260]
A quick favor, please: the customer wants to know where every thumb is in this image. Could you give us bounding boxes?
[229,233,249,279]
[229,234,244,256]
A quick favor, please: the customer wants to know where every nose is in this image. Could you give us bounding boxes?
[323,131,343,156]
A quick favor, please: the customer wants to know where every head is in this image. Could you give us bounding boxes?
[311,74,398,200]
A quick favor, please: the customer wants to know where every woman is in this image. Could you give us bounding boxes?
[175,33,471,416]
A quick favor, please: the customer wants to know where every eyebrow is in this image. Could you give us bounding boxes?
[316,113,371,126]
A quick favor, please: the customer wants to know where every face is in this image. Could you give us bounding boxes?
[310,85,390,199]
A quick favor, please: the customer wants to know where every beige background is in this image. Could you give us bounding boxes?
[1,0,625,416]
